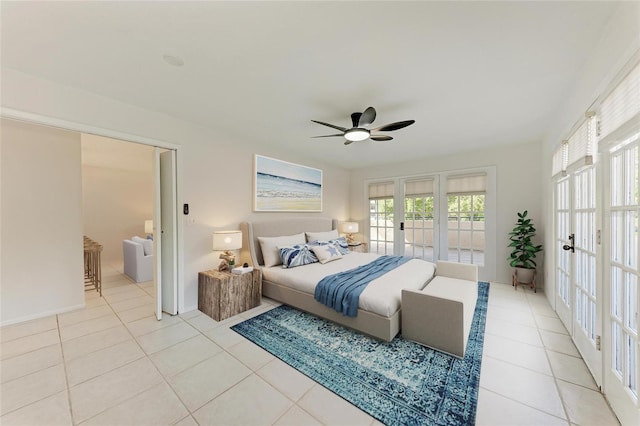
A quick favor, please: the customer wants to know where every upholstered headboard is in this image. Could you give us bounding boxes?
[240,218,337,267]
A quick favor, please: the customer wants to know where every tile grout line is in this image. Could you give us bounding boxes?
[528,291,574,425]
[56,312,76,426]
[477,386,571,424]
[73,280,192,425]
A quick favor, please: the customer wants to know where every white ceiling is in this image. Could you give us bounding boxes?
[0,1,620,169]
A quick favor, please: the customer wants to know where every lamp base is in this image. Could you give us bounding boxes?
[345,233,355,244]
[218,259,235,272]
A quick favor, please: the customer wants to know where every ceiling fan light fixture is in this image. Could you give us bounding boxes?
[344,128,370,142]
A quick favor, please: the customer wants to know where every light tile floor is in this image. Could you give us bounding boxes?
[0,266,621,425]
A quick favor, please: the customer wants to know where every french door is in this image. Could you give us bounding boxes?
[367,168,494,281]
[554,165,602,385]
[604,132,640,425]
[368,177,438,260]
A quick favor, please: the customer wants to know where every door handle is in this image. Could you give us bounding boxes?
[562,234,575,253]
[400,222,404,231]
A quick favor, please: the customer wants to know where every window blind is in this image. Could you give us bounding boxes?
[404,178,434,197]
[566,112,596,172]
[552,140,568,178]
[446,173,486,194]
[599,62,640,140]
[368,181,394,199]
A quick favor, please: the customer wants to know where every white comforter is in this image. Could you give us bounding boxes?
[262,252,436,317]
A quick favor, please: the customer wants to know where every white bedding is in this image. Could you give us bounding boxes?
[262,252,436,317]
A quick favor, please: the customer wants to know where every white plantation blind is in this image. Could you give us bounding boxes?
[600,62,640,140]
[368,181,394,199]
[566,113,596,172]
[552,140,568,178]
[446,173,486,194]
[405,178,434,196]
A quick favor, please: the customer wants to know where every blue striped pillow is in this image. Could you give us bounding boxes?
[279,244,319,268]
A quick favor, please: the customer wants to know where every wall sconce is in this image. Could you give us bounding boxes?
[213,230,242,272]
[341,222,359,244]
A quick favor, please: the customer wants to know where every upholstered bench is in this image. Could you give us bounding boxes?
[401,261,478,358]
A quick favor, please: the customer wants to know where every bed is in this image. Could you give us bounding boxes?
[239,218,437,341]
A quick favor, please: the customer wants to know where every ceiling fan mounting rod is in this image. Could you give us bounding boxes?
[351,112,362,128]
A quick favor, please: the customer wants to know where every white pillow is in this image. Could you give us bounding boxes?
[305,229,339,243]
[142,240,153,256]
[131,236,146,245]
[311,244,343,264]
[258,233,306,267]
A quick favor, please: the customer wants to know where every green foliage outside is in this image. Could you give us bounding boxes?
[370,194,485,221]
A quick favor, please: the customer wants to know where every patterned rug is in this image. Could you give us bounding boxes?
[232,282,489,426]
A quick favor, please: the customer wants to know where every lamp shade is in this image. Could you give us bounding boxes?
[213,230,242,251]
[144,220,153,234]
[341,222,359,234]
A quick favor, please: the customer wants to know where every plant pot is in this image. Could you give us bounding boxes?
[514,267,535,284]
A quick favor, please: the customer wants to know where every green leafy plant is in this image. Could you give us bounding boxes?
[508,210,543,269]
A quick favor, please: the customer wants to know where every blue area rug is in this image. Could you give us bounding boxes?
[232,282,489,426]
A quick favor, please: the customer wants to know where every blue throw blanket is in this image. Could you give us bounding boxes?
[314,256,411,317]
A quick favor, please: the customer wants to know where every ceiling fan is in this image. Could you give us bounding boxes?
[311,107,415,145]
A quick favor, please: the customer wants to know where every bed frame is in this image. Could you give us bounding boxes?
[240,218,400,341]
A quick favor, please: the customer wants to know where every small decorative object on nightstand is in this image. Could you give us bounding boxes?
[349,242,368,253]
[198,269,262,321]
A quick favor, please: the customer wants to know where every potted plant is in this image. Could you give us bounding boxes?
[508,210,542,286]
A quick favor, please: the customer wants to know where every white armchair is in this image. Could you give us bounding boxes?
[123,237,153,283]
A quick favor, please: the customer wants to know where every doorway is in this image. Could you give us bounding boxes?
[3,111,183,320]
[82,137,180,319]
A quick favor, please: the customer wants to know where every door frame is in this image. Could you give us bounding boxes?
[1,107,185,315]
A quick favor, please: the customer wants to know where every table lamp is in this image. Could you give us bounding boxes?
[341,222,359,244]
[144,220,153,239]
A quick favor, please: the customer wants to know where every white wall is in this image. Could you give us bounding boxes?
[0,68,350,315]
[81,134,154,267]
[349,141,542,287]
[540,2,640,304]
[1,118,84,325]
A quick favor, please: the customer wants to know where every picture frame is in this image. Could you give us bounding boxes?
[254,155,323,212]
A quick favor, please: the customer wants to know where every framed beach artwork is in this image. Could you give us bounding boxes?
[254,155,323,212]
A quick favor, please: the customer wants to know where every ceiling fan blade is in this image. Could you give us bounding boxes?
[371,120,415,132]
[370,135,393,141]
[311,120,347,132]
[350,112,362,128]
[359,107,376,126]
[311,134,344,138]
[344,140,353,145]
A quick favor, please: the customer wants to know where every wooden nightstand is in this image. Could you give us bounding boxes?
[198,269,262,321]
[349,242,368,253]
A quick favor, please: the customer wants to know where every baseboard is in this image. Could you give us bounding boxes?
[180,304,198,315]
[1,303,85,327]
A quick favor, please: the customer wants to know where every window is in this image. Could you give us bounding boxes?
[446,174,486,265]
